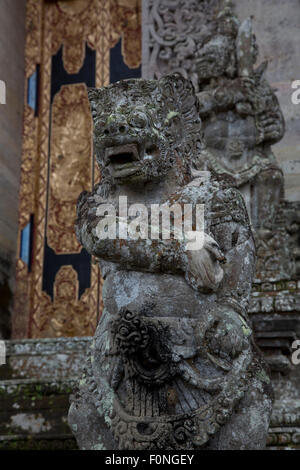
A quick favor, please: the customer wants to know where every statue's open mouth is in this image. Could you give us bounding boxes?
[105,143,159,179]
[106,144,140,166]
[105,143,140,178]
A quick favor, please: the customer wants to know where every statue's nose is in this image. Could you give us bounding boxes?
[103,116,129,136]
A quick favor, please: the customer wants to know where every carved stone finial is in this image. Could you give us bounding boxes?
[236,18,255,77]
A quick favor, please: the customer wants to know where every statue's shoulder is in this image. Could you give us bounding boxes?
[180,175,249,226]
[210,183,250,228]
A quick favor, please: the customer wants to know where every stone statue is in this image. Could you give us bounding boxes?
[193,8,290,281]
[195,15,285,226]
[68,74,273,450]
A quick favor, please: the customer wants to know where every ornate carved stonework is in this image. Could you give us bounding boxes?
[143,0,296,283]
[69,75,273,450]
[142,0,221,81]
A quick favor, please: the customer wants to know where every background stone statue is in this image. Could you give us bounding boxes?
[142,2,300,444]
[143,0,295,282]
[68,75,273,450]
[193,9,290,281]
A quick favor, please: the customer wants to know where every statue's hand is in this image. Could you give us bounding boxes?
[185,233,225,292]
[258,111,284,142]
[205,314,251,360]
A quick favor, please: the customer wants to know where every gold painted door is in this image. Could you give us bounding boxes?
[13,0,141,338]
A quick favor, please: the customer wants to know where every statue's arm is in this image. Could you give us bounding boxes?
[200,188,256,359]
[75,189,188,275]
[197,86,242,116]
[210,188,256,321]
[76,185,228,285]
[196,79,247,116]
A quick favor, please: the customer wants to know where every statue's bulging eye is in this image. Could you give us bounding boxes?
[165,114,181,128]
[94,118,107,134]
[129,111,148,129]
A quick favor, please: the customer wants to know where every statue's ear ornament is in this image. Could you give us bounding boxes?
[87,87,99,120]
[87,87,97,104]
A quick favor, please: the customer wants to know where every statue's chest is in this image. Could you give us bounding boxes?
[102,269,216,320]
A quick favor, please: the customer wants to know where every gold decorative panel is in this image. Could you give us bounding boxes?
[13,0,142,339]
[25,0,42,77]
[52,0,98,74]
[13,0,43,339]
[110,0,142,68]
[36,266,97,338]
[48,83,93,255]
[58,0,89,16]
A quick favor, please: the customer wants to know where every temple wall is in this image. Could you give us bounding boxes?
[0,0,26,337]
[235,0,300,203]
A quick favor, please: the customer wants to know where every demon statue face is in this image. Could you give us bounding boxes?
[68,75,273,450]
[195,35,235,81]
[88,76,201,187]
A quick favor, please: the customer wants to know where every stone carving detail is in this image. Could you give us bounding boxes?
[143,0,296,282]
[69,75,273,450]
[143,0,221,83]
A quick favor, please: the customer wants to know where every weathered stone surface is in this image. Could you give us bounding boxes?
[0,378,78,450]
[0,337,91,380]
[0,336,296,449]
[0,337,90,450]
[68,74,273,450]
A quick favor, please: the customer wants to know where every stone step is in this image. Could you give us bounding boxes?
[0,337,91,381]
[0,338,89,450]
[0,378,78,450]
